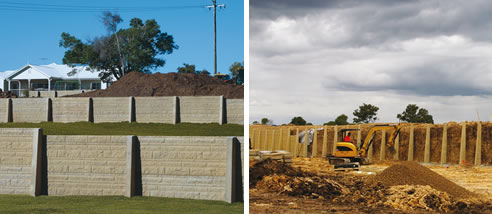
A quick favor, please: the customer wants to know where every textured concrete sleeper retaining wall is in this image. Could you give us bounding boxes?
[3,96,242,124]
[0,128,242,203]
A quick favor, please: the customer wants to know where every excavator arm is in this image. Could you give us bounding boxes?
[358,124,401,157]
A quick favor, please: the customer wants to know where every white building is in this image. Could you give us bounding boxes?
[0,63,107,96]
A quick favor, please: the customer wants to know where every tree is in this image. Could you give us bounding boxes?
[290,116,307,126]
[177,63,209,75]
[252,121,259,125]
[353,103,379,123]
[229,61,243,79]
[60,12,178,81]
[261,118,272,125]
[325,114,350,125]
[397,104,434,124]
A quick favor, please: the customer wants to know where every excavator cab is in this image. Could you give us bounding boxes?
[328,124,401,170]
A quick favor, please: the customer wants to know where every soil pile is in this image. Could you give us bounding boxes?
[68,72,243,98]
[374,161,477,199]
[249,159,313,187]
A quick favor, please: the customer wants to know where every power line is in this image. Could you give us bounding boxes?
[0,2,206,12]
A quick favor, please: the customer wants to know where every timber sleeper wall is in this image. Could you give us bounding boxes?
[0,96,243,125]
[0,128,243,203]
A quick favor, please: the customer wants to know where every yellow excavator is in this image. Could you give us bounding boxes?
[327,124,401,170]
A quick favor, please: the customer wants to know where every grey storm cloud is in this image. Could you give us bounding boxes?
[251,0,492,46]
[250,0,492,123]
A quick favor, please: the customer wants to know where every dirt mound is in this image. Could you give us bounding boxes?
[256,175,349,199]
[374,161,476,199]
[69,72,243,98]
[249,159,313,187]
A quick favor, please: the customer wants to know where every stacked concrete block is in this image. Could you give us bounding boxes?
[51,98,90,122]
[179,96,221,124]
[92,97,130,123]
[12,98,49,122]
[138,136,229,201]
[135,97,175,124]
[0,129,39,195]
[225,99,244,125]
[46,135,127,196]
[0,99,9,123]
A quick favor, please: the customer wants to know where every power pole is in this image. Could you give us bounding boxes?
[207,0,225,75]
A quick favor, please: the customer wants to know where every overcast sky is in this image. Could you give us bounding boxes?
[250,0,492,125]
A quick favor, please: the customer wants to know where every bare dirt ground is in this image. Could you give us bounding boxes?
[250,158,492,213]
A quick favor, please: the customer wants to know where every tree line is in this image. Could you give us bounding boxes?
[253,103,434,126]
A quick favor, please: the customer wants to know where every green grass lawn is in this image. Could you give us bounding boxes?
[0,195,243,214]
[0,122,243,136]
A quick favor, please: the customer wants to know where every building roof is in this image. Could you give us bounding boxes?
[2,63,102,80]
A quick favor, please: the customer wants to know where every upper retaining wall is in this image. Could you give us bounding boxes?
[0,129,37,195]
[92,97,130,123]
[135,97,175,124]
[0,99,8,123]
[226,99,243,125]
[46,135,127,196]
[12,98,48,122]
[52,98,89,123]
[3,96,243,125]
[179,96,221,124]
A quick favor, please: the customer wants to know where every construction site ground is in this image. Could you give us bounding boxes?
[250,158,492,213]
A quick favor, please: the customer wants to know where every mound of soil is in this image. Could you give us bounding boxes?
[69,72,243,99]
[374,161,477,199]
[249,159,313,187]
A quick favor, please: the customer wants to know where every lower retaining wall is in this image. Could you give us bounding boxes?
[46,136,127,196]
[0,129,40,196]
[0,128,242,203]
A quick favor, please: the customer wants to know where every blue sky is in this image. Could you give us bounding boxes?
[0,0,243,75]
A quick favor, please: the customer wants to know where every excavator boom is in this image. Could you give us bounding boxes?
[359,124,401,157]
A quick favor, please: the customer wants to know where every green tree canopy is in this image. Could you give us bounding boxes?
[252,121,259,125]
[59,12,178,81]
[397,104,434,124]
[177,63,209,75]
[261,118,272,125]
[229,61,244,79]
[290,116,307,126]
[353,103,379,123]
[324,114,349,125]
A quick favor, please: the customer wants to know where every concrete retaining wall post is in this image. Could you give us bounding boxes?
[225,137,241,203]
[219,96,224,125]
[287,128,292,153]
[129,96,135,122]
[302,128,308,157]
[424,124,431,163]
[394,134,400,160]
[312,127,318,157]
[31,128,42,196]
[322,126,328,156]
[441,124,448,165]
[294,129,299,157]
[475,122,482,166]
[278,128,283,151]
[459,123,467,165]
[7,98,12,122]
[380,130,386,160]
[332,125,338,155]
[357,124,361,148]
[408,124,414,161]
[125,136,137,197]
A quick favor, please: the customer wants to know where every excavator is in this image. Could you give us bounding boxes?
[327,124,401,170]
